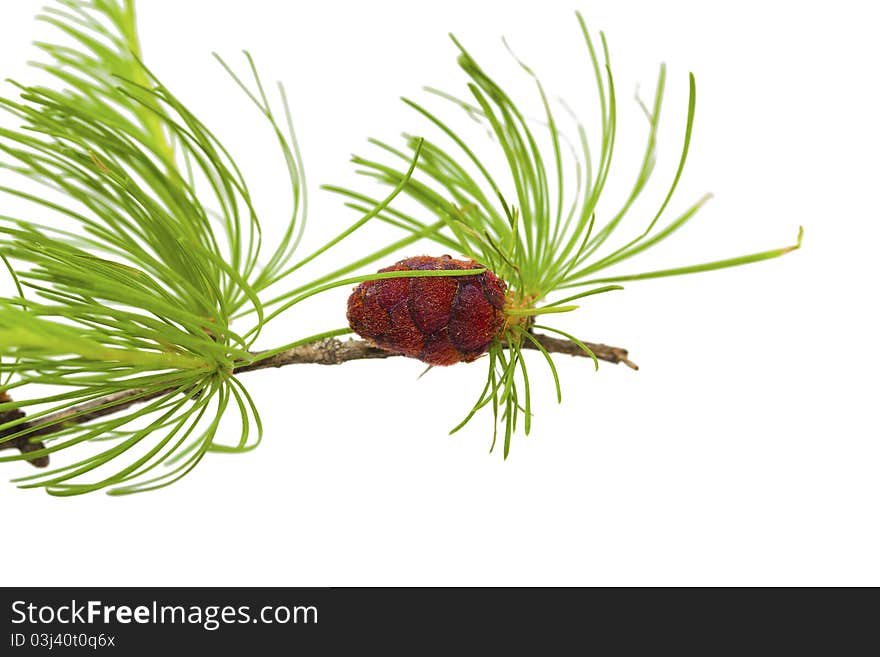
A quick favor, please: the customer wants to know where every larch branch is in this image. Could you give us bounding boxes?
[1,333,637,466]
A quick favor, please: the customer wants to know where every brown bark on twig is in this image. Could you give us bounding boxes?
[1,333,636,467]
[519,335,637,369]
[236,334,637,372]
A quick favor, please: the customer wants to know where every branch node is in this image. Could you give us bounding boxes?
[0,394,50,467]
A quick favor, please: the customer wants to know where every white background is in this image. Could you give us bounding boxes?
[0,0,877,586]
